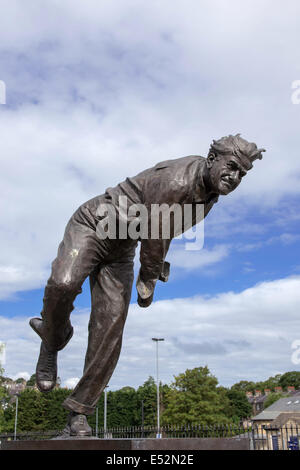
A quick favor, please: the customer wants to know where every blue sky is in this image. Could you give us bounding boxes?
[0,0,300,390]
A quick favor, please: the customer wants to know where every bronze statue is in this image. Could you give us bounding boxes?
[29,134,265,436]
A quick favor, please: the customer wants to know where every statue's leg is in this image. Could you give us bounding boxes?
[30,217,107,393]
[62,255,134,417]
[31,218,106,351]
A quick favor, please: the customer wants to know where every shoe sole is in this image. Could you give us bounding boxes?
[36,380,56,393]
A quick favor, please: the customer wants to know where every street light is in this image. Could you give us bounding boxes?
[141,399,144,438]
[95,405,99,438]
[152,337,164,438]
[14,393,20,441]
[104,385,109,438]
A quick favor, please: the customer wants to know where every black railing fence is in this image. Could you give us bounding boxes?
[0,423,300,450]
[94,423,250,439]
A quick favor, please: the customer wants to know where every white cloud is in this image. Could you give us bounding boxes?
[63,377,80,389]
[1,275,300,388]
[12,371,30,381]
[0,0,299,298]
[168,244,230,271]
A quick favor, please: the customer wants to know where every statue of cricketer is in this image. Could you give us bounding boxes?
[29,134,265,436]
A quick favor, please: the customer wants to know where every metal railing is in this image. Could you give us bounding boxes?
[1,423,299,450]
[95,423,250,439]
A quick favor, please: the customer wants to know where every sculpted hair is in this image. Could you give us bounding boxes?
[208,134,265,168]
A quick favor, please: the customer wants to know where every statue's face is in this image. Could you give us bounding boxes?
[207,153,249,195]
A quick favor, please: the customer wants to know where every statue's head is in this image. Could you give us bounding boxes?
[205,134,265,195]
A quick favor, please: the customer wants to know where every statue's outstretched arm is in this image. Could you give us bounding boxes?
[136,239,171,307]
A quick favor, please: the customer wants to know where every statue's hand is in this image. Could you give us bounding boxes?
[136,275,155,308]
[137,292,154,308]
[159,261,170,283]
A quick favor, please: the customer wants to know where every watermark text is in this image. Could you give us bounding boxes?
[291,339,300,365]
[0,80,6,104]
[95,196,204,251]
[291,80,300,104]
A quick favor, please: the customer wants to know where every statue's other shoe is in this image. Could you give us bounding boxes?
[36,341,58,393]
[69,412,92,437]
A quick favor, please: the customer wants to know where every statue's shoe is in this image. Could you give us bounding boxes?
[36,341,58,393]
[29,317,46,341]
[69,412,92,437]
[29,317,73,351]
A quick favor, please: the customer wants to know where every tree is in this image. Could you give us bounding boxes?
[26,374,36,387]
[279,371,300,391]
[42,388,71,430]
[230,380,256,393]
[162,366,231,426]
[1,388,71,432]
[88,386,143,430]
[230,374,283,394]
[254,374,282,392]
[136,377,157,426]
[225,389,252,422]
[0,386,10,432]
[15,377,26,384]
[104,386,139,427]
[0,343,10,432]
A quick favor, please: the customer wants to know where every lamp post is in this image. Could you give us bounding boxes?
[14,393,20,441]
[95,405,99,438]
[152,337,164,438]
[141,399,144,438]
[104,385,109,438]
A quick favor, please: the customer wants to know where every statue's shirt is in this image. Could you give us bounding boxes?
[76,155,219,297]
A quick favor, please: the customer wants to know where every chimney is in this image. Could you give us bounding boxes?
[288,386,295,393]
[275,386,282,393]
[255,390,262,397]
[264,389,271,396]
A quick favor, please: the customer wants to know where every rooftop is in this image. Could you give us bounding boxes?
[252,397,300,421]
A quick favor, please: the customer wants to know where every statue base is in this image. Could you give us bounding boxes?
[1,437,250,450]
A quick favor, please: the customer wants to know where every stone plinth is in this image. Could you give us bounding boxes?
[1,437,250,451]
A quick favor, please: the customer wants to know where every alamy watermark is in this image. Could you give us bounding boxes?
[291,80,300,104]
[291,339,300,365]
[95,196,205,251]
[0,80,6,105]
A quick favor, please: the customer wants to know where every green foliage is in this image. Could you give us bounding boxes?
[107,387,140,426]
[162,366,232,426]
[88,386,140,429]
[136,377,157,426]
[26,374,36,387]
[254,374,282,392]
[230,380,256,393]
[230,371,300,397]
[1,388,70,433]
[15,377,26,384]
[0,376,13,385]
[279,371,300,390]
[231,374,284,393]
[0,386,10,432]
[225,389,252,422]
[1,368,299,433]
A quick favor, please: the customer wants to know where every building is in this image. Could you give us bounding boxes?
[246,389,272,416]
[246,386,297,417]
[251,396,300,450]
[2,378,27,395]
[1,375,62,395]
